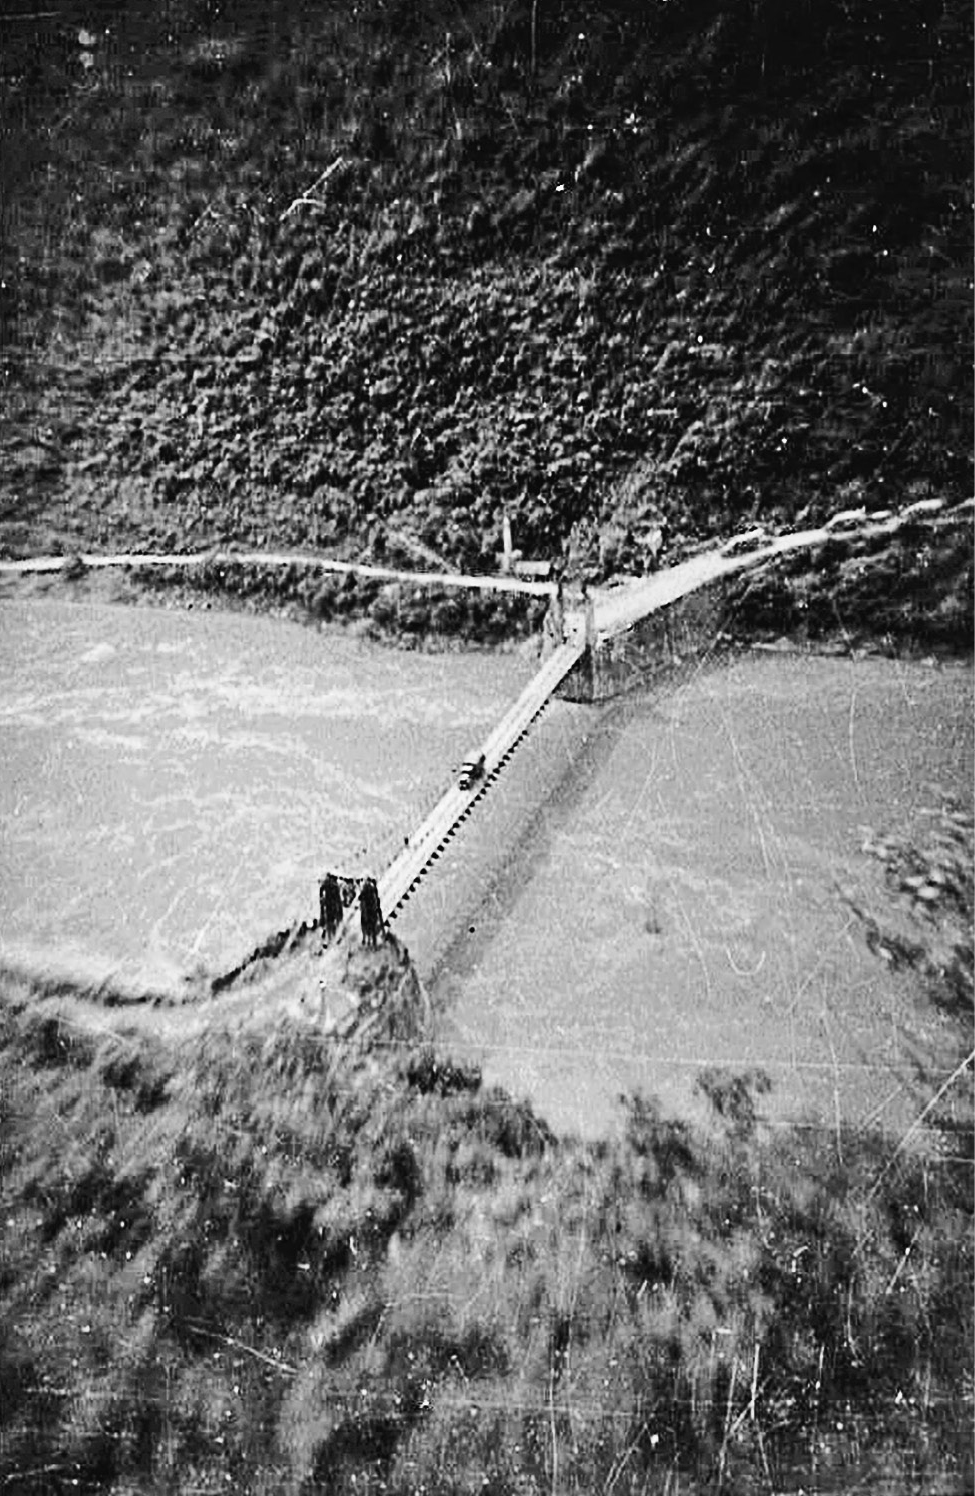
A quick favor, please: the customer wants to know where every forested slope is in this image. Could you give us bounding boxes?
[1,0,971,571]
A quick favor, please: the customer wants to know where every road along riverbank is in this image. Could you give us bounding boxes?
[0,502,969,655]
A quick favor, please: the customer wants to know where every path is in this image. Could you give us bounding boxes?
[0,548,556,597]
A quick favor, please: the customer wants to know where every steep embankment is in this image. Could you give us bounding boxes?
[2,0,971,571]
[724,512,974,653]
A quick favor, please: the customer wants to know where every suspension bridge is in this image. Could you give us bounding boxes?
[344,499,960,935]
[0,502,956,945]
[356,552,732,932]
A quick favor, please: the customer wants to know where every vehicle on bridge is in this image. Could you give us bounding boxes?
[721,527,770,557]
[458,753,486,790]
[824,506,867,532]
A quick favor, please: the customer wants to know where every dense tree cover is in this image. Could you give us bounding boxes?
[1,0,971,570]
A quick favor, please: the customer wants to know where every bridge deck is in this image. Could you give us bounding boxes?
[372,639,585,923]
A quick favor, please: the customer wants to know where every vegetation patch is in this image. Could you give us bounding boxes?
[1,898,971,1492]
[724,516,974,656]
[122,556,547,648]
[842,791,974,1028]
[2,0,971,578]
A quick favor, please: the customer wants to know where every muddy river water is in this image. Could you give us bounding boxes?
[1,598,970,1137]
[0,600,534,989]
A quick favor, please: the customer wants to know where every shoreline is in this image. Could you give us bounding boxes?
[0,510,971,663]
[0,553,548,656]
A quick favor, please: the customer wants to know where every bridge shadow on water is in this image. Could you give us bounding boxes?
[399,650,972,1142]
[415,659,716,994]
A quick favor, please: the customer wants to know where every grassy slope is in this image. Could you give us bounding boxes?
[1,0,972,570]
[1,916,971,1495]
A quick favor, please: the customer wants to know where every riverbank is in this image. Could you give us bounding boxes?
[723,513,973,659]
[1,508,971,660]
[0,549,550,653]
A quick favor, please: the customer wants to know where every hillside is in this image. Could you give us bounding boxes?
[1,899,972,1494]
[1,0,971,573]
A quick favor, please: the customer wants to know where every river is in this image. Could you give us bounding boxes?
[1,598,970,1137]
[0,599,533,991]
[397,651,973,1136]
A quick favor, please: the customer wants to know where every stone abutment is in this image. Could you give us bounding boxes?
[556,577,730,703]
